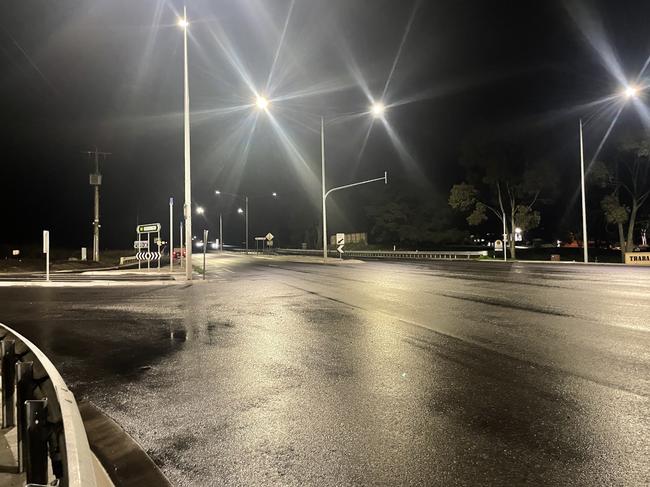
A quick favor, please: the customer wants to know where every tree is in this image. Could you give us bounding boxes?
[592,135,650,261]
[366,190,466,247]
[448,141,553,259]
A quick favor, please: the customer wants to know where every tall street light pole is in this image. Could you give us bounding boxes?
[179,8,192,280]
[321,117,327,259]
[245,195,249,252]
[578,85,640,264]
[579,119,588,264]
[321,102,387,261]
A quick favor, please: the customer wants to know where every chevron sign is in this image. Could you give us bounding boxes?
[136,252,161,261]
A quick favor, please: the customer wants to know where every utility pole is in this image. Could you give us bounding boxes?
[83,148,110,262]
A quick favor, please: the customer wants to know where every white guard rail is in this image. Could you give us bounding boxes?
[277,249,488,260]
[0,322,98,487]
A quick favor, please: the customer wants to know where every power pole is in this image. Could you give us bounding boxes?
[83,148,111,262]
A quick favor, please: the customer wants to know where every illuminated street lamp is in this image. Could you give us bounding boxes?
[371,101,385,118]
[237,208,244,214]
[178,6,192,280]
[196,206,205,215]
[256,96,269,110]
[578,84,640,263]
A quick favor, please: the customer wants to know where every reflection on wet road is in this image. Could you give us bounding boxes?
[0,254,648,486]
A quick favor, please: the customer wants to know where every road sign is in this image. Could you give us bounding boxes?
[254,237,266,241]
[265,232,274,242]
[625,252,650,266]
[134,240,149,249]
[495,239,503,251]
[137,223,161,233]
[136,252,161,261]
[336,233,345,255]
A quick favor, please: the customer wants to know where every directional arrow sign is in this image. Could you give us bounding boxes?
[337,244,345,254]
[137,223,161,233]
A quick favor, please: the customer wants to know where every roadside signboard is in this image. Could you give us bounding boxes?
[495,239,503,251]
[625,252,650,266]
[265,232,274,242]
[134,240,149,249]
[136,252,161,261]
[336,233,345,255]
[137,223,161,233]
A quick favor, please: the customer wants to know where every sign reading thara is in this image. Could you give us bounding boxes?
[625,252,650,265]
[137,223,161,233]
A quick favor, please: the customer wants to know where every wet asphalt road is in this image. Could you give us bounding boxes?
[0,254,648,486]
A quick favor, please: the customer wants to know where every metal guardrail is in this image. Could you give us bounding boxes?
[119,256,139,265]
[0,322,98,487]
[276,248,488,260]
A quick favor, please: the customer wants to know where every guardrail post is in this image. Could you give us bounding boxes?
[1,339,16,427]
[16,361,34,472]
[25,399,48,485]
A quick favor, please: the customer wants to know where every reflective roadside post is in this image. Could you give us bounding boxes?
[203,229,208,280]
[42,230,50,281]
[169,197,174,271]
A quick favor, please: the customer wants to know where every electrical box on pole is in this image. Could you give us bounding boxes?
[83,148,110,263]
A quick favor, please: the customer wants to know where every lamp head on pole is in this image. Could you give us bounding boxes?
[255,96,269,110]
[371,101,385,118]
[624,85,638,99]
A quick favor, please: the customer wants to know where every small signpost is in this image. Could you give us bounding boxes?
[495,240,503,252]
[43,230,50,282]
[133,240,149,249]
[336,233,345,258]
[136,223,161,270]
[255,236,265,253]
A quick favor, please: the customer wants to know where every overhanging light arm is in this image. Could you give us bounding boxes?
[324,172,387,200]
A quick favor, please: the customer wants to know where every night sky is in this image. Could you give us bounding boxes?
[1,0,649,251]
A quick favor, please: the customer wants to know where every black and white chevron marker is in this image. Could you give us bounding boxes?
[136,252,161,261]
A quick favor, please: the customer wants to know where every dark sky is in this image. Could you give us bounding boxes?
[1,0,649,250]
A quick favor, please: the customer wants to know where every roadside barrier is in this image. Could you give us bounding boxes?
[276,249,488,260]
[0,322,99,487]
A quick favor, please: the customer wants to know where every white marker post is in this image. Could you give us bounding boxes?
[43,230,50,281]
[203,229,208,280]
[169,197,174,272]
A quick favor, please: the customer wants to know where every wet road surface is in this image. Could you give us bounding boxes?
[0,254,648,486]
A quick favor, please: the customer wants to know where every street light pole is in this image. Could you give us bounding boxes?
[181,6,192,281]
[579,119,589,264]
[245,195,249,252]
[169,197,174,271]
[321,117,327,260]
[219,213,223,252]
[322,172,388,261]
